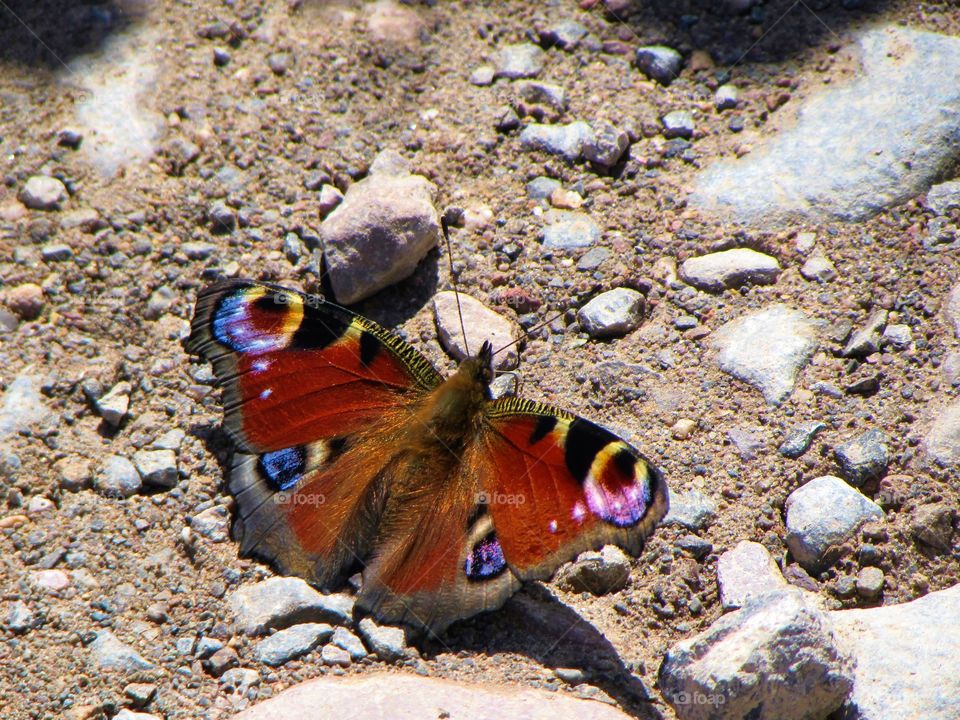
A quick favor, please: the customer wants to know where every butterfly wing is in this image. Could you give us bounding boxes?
[187,279,443,586]
[477,397,668,582]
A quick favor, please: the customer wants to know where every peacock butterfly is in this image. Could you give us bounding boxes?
[187,271,668,633]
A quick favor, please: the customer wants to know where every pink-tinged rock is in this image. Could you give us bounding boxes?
[31,569,71,593]
[433,291,520,370]
[233,673,634,720]
[366,0,422,43]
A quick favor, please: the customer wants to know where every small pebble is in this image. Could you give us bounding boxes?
[856,567,884,599]
[635,45,682,85]
[661,110,694,139]
[5,283,45,320]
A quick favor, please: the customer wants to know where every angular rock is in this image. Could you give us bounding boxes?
[728,426,767,460]
[5,283,44,320]
[691,26,960,226]
[785,476,884,573]
[516,81,567,112]
[520,121,593,162]
[908,503,956,552]
[577,288,644,338]
[661,110,694,139]
[635,45,683,85]
[663,490,717,531]
[834,430,889,486]
[204,646,239,677]
[582,120,629,169]
[659,590,853,720]
[715,84,739,110]
[357,618,407,663]
[42,243,73,262]
[0,372,49,440]
[19,175,68,210]
[94,455,142,499]
[881,324,911,348]
[717,540,789,610]
[228,577,348,636]
[321,643,352,667]
[556,545,631,595]
[541,211,601,250]
[800,253,838,283]
[6,601,35,633]
[253,623,333,666]
[710,305,818,405]
[527,176,561,200]
[833,584,960,720]
[313,593,356,626]
[926,179,960,216]
[321,152,439,304]
[90,630,155,673]
[95,381,131,427]
[469,65,495,86]
[190,505,230,542]
[132,449,178,488]
[433,291,519,370]
[539,19,589,50]
[679,248,781,292]
[779,421,827,459]
[925,399,960,466]
[856,567,885,599]
[143,285,176,320]
[842,310,888,357]
[232,673,635,719]
[331,627,367,661]
[494,43,544,79]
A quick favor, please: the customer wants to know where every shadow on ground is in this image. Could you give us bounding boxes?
[0,0,147,68]
[596,0,892,67]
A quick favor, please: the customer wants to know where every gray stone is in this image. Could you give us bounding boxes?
[60,207,103,232]
[717,540,789,610]
[577,288,644,338]
[661,110,694,139]
[331,626,367,660]
[357,617,407,663]
[881,324,912,348]
[313,593,356,626]
[843,310,888,357]
[469,65,495,86]
[114,711,161,720]
[663,490,717,531]
[795,231,818,253]
[6,601,34,633]
[785,476,884,573]
[834,430,889,486]
[322,151,439,304]
[576,246,610,272]
[0,372,49,441]
[95,381,131,426]
[942,352,960,386]
[728,426,767,460]
[41,243,73,262]
[182,241,216,260]
[710,305,818,405]
[715,84,739,110]
[527,176,561,200]
[318,184,343,216]
[833,583,960,720]
[539,19,589,50]
[194,636,223,659]
[228,577,349,636]
[190,505,230,542]
[209,201,236,233]
[582,120,629,169]
[779,421,827,459]
[488,373,517,399]
[220,667,259,696]
[230,673,636,719]
[433,291,519,370]
[95,455,142,499]
[153,428,185,451]
[516,81,567,111]
[144,285,176,320]
[926,399,960,466]
[204,646,239,677]
[659,590,853,720]
[676,535,713,560]
[635,45,683,85]
[520,121,593,162]
[556,545,631,595]
[691,27,960,227]
[132,449,178,488]
[541,211,600,250]
[253,623,333,666]
[90,630,155,673]
[856,567,885,599]
[926,179,960,216]
[19,175,68,210]
[800,253,838,283]
[321,643,352,667]
[494,43,544,79]
[679,248,781,292]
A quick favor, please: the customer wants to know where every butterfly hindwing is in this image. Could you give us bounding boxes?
[478,398,669,582]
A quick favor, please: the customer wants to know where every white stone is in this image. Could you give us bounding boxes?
[717,540,789,610]
[710,304,818,405]
[924,399,960,466]
[679,248,781,292]
[577,288,644,338]
[228,577,344,636]
[19,176,67,210]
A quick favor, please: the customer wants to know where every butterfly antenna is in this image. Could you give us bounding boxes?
[441,207,470,357]
[492,307,569,359]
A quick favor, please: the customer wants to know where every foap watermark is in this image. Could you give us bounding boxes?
[475,490,525,506]
[273,491,325,507]
[271,290,326,309]
[669,691,726,708]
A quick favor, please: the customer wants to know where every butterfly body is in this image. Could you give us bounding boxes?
[189,280,668,633]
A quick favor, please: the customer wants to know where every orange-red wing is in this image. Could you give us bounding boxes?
[479,398,668,581]
[188,279,442,453]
